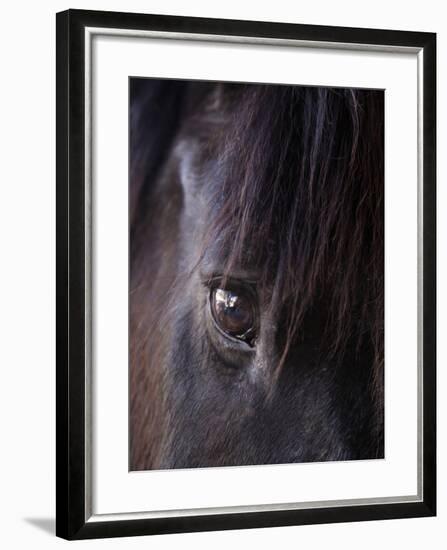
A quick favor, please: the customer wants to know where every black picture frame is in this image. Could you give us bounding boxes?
[56,8,436,540]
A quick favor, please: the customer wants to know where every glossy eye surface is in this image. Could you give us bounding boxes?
[210,287,256,346]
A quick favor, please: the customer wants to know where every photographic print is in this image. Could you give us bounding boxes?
[57,10,436,539]
[129,79,385,471]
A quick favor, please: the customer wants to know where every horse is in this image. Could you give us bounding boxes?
[129,79,384,470]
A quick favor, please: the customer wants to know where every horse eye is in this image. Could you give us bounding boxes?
[210,288,256,346]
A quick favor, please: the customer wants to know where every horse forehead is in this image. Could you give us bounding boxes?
[174,136,222,200]
[173,131,275,275]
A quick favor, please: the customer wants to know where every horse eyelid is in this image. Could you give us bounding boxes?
[200,273,259,291]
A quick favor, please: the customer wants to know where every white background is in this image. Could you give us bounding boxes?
[0,0,444,548]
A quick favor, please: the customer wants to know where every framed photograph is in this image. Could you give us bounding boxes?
[56,9,436,540]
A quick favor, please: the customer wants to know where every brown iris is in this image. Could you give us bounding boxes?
[210,287,256,346]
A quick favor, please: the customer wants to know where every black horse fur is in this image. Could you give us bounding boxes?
[129,79,384,470]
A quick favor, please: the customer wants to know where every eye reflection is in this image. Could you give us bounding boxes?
[210,287,256,346]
